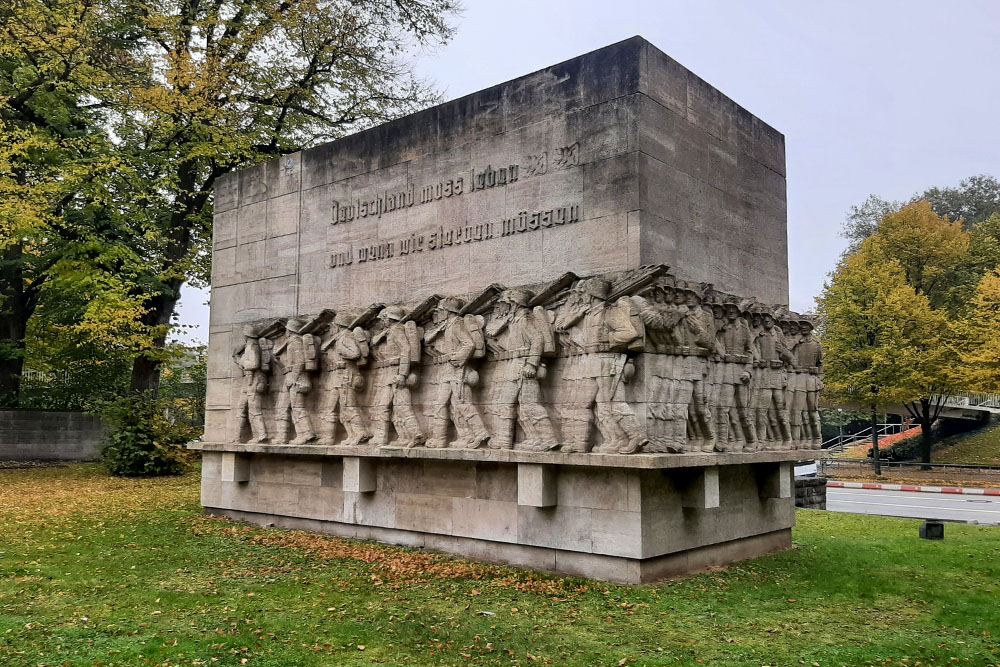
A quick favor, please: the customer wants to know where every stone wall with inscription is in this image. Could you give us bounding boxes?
[205,35,788,453]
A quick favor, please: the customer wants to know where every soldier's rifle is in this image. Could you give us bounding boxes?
[299,309,336,335]
[527,271,577,308]
[371,295,441,346]
[459,283,504,315]
[348,302,385,330]
[607,264,669,301]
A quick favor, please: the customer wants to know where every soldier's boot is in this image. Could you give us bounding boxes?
[275,418,292,444]
[809,410,823,448]
[460,407,490,449]
[397,415,426,448]
[755,409,770,449]
[344,414,372,446]
[517,404,558,451]
[714,409,731,453]
[789,420,802,449]
[560,409,592,453]
[616,409,650,455]
[249,412,269,444]
[490,416,515,450]
[316,417,337,446]
[370,420,391,448]
[425,417,450,449]
[520,416,558,452]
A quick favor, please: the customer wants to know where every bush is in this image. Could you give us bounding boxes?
[99,395,200,477]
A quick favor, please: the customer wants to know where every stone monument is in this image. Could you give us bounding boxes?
[192,36,820,583]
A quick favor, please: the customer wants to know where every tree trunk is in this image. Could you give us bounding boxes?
[128,283,182,395]
[871,407,881,476]
[909,397,938,470]
[0,243,33,408]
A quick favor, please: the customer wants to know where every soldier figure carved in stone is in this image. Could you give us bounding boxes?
[714,301,757,451]
[484,289,559,451]
[671,285,717,452]
[317,312,372,446]
[370,306,426,448]
[554,278,648,454]
[752,309,793,448]
[272,318,318,445]
[423,297,491,449]
[634,284,685,452]
[793,318,824,449]
[233,324,270,443]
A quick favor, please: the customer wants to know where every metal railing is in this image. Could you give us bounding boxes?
[935,391,1000,412]
[821,458,1000,475]
[822,422,909,455]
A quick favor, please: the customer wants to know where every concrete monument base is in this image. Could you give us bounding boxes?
[194,444,797,583]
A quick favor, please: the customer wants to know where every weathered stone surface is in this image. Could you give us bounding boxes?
[196,37,810,582]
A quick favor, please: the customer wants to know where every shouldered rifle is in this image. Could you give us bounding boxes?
[607,264,669,301]
[459,283,504,316]
[528,271,577,308]
[348,303,385,330]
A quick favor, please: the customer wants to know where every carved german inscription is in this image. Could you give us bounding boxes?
[332,163,519,225]
[329,205,581,268]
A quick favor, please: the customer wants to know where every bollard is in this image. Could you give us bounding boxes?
[919,520,944,540]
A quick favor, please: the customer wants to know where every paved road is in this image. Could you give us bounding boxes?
[827,487,1000,524]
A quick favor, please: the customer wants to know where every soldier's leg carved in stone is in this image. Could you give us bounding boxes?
[391,386,425,449]
[274,384,292,444]
[370,382,394,447]
[487,380,519,449]
[426,382,452,449]
[562,377,599,453]
[341,387,371,446]
[248,388,268,443]
[734,383,756,451]
[516,378,558,452]
[289,384,316,446]
[317,386,339,445]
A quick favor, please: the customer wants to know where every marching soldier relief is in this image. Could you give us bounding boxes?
[198,38,813,582]
[230,269,823,454]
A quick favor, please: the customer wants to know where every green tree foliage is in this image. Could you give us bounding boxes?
[841,174,1000,253]
[952,270,1000,392]
[0,0,142,406]
[1,0,459,407]
[820,214,961,465]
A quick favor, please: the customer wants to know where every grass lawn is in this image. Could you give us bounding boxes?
[1,465,998,666]
[935,423,1000,466]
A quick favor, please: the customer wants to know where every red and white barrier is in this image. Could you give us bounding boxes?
[827,480,1000,496]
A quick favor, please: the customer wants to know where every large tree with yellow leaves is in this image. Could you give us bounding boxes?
[1,0,458,404]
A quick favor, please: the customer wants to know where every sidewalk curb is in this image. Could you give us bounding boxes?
[827,481,1000,496]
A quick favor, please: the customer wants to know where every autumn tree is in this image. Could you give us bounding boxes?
[841,174,1000,253]
[2,0,459,404]
[819,242,950,471]
[0,0,143,406]
[952,270,1000,392]
[104,0,458,393]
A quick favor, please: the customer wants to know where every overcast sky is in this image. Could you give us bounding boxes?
[172,0,1000,344]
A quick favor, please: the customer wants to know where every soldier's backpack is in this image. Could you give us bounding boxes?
[352,327,370,366]
[259,337,272,372]
[404,320,422,363]
[463,314,487,359]
[609,297,646,353]
[532,306,557,356]
[302,333,318,371]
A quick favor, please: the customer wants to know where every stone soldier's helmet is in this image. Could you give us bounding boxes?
[286,317,306,333]
[380,305,407,322]
[798,317,815,331]
[581,277,610,300]
[501,288,533,307]
[333,311,355,328]
[439,296,465,314]
[242,324,260,338]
